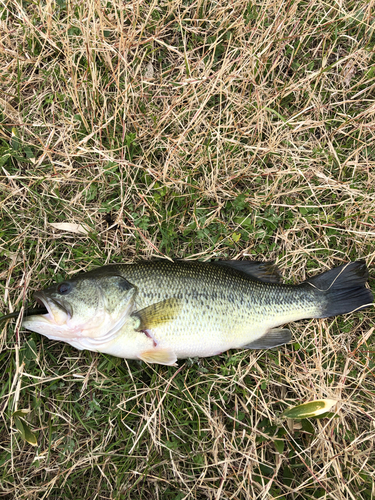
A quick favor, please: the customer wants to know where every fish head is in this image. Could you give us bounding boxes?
[22,273,136,348]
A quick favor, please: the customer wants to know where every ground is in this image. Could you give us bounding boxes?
[0,0,374,498]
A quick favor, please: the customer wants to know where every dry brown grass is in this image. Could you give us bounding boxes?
[0,0,375,498]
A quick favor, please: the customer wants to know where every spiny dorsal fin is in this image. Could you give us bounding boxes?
[132,298,183,331]
[212,260,282,283]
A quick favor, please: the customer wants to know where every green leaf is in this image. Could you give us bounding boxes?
[24,145,34,159]
[233,194,247,210]
[274,439,284,454]
[14,416,26,441]
[301,419,315,433]
[282,399,337,419]
[259,464,274,476]
[12,409,31,418]
[0,152,11,166]
[14,417,38,447]
[11,128,20,151]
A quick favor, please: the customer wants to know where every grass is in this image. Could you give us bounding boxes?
[1,0,375,497]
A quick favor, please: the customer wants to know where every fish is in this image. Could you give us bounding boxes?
[21,260,373,365]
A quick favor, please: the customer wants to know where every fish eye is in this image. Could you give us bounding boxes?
[57,282,72,295]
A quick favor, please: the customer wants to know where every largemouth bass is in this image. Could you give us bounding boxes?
[22,260,373,365]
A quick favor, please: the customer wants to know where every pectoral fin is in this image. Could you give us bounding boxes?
[132,298,183,331]
[138,347,178,366]
[242,328,291,349]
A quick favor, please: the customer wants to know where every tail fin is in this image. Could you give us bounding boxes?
[305,261,373,318]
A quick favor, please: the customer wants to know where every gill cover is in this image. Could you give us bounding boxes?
[22,273,136,350]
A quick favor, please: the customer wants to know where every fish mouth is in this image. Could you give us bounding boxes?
[31,292,71,325]
[34,297,48,314]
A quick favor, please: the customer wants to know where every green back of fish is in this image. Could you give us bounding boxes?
[77,260,372,359]
[111,260,316,315]
[81,261,319,356]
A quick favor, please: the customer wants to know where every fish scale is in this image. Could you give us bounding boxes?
[21,260,373,365]
[76,260,354,358]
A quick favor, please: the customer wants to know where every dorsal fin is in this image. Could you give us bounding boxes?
[212,260,281,283]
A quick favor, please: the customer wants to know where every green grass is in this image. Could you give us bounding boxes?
[1,0,375,498]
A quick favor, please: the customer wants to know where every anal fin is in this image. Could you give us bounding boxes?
[242,328,291,349]
[138,347,178,366]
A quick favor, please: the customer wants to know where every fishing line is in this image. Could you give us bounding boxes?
[0,307,48,323]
